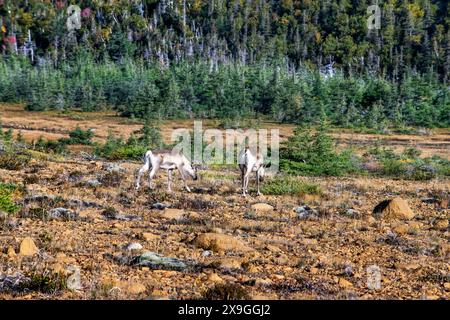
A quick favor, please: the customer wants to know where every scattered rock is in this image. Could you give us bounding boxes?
[373,197,415,220]
[86,179,101,187]
[126,243,143,251]
[116,214,141,221]
[251,203,274,212]
[19,237,39,256]
[294,206,319,220]
[202,250,212,257]
[102,163,124,173]
[23,194,56,205]
[345,209,359,218]
[152,203,171,210]
[48,207,78,220]
[66,265,82,291]
[338,278,353,288]
[0,273,30,291]
[192,233,253,252]
[66,198,102,209]
[131,251,187,270]
[102,209,141,221]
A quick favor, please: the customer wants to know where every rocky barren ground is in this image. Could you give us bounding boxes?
[0,104,449,300]
[0,155,449,300]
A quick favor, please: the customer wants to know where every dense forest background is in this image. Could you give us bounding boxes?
[0,0,449,128]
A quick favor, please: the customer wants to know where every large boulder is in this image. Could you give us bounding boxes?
[131,251,187,270]
[192,233,253,252]
[373,197,415,220]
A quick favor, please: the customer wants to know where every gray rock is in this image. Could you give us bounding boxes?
[202,250,212,257]
[102,163,124,173]
[131,251,187,270]
[151,202,171,210]
[66,198,102,209]
[23,194,56,205]
[101,209,141,221]
[294,206,319,220]
[0,272,30,291]
[86,179,102,187]
[345,209,359,218]
[66,265,82,291]
[115,214,142,221]
[48,208,78,220]
[126,243,143,251]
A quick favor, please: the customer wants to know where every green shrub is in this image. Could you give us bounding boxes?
[34,136,67,154]
[280,124,358,176]
[405,162,437,181]
[3,128,13,141]
[380,158,406,177]
[366,146,448,180]
[260,177,322,196]
[430,156,450,177]
[0,183,21,214]
[403,147,422,159]
[95,122,163,160]
[21,271,67,293]
[59,126,94,145]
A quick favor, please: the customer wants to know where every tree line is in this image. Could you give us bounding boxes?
[0,1,448,127]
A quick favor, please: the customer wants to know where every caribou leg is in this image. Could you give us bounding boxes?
[256,170,261,196]
[147,163,160,190]
[167,169,173,192]
[243,168,251,197]
[177,165,191,192]
[136,162,150,190]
